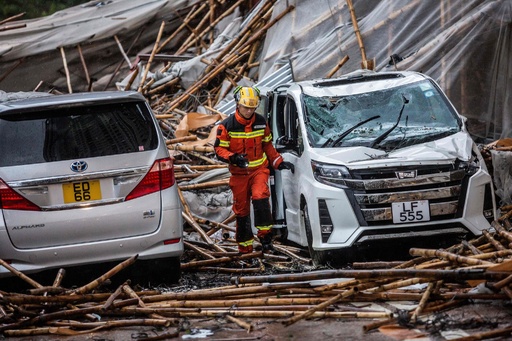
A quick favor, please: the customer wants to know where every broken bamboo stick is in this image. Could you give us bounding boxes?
[138,21,166,93]
[70,255,138,295]
[0,259,43,289]
[59,46,73,93]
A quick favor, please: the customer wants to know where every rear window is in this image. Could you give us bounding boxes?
[0,102,158,167]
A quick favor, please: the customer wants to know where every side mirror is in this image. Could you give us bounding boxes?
[275,136,296,152]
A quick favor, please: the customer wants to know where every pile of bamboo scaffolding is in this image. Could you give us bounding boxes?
[133,0,289,112]
[1,212,512,339]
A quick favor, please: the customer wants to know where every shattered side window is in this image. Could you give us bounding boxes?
[302,80,461,150]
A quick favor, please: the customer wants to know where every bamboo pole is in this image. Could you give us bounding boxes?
[186,151,224,165]
[233,268,509,285]
[146,297,329,308]
[411,281,436,322]
[3,319,172,337]
[125,67,139,91]
[409,248,494,266]
[59,46,73,93]
[169,144,215,153]
[346,0,371,69]
[148,77,180,96]
[0,12,25,25]
[102,280,130,311]
[282,281,378,326]
[226,314,253,332]
[157,4,206,54]
[70,255,138,295]
[181,251,263,270]
[114,35,132,69]
[103,27,145,91]
[353,260,404,269]
[182,211,227,252]
[326,55,350,78]
[502,286,512,300]
[452,326,512,341]
[182,11,211,53]
[138,21,166,93]
[462,240,483,255]
[199,266,262,274]
[184,240,216,260]
[493,220,512,244]
[76,44,92,91]
[165,4,292,113]
[28,286,66,296]
[196,217,236,236]
[273,244,311,264]
[489,274,512,290]
[122,283,168,320]
[168,135,198,144]
[181,0,246,53]
[143,284,273,303]
[0,23,26,32]
[179,178,230,191]
[0,259,43,288]
[482,229,506,251]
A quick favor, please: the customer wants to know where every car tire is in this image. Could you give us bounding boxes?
[302,203,327,266]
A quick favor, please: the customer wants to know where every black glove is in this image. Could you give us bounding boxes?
[278,161,294,173]
[229,153,249,168]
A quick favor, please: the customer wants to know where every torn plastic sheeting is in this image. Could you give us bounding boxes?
[490,149,512,205]
[0,0,173,61]
[181,190,233,225]
[258,0,511,140]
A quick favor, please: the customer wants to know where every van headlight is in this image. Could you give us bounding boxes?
[311,161,351,188]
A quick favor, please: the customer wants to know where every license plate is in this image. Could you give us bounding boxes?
[63,180,102,203]
[392,200,430,223]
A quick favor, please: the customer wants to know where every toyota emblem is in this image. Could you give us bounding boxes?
[70,160,88,172]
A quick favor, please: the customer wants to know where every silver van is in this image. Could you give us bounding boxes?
[0,91,183,282]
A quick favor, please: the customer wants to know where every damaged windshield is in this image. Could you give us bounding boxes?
[303,80,461,150]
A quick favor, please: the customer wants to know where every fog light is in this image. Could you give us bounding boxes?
[321,224,333,234]
[483,209,494,219]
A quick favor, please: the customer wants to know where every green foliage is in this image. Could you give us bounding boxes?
[0,0,90,20]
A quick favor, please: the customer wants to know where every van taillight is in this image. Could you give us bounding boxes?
[125,158,175,201]
[0,179,41,211]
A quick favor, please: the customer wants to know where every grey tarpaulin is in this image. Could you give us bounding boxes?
[258,0,511,141]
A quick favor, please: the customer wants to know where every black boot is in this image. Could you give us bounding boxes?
[260,233,274,253]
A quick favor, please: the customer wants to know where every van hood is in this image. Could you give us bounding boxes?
[310,132,473,167]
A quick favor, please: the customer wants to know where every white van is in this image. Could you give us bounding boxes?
[261,70,496,264]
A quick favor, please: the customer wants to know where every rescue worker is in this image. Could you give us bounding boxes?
[214,86,294,254]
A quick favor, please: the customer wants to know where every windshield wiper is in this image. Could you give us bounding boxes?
[369,94,409,149]
[321,115,381,148]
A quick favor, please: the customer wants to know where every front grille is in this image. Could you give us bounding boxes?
[344,164,471,226]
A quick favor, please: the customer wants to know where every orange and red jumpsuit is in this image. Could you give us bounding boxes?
[214,109,284,253]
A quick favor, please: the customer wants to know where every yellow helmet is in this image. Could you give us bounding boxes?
[234,86,260,108]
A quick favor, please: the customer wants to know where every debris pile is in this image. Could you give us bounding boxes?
[1,212,512,339]
[2,1,512,339]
